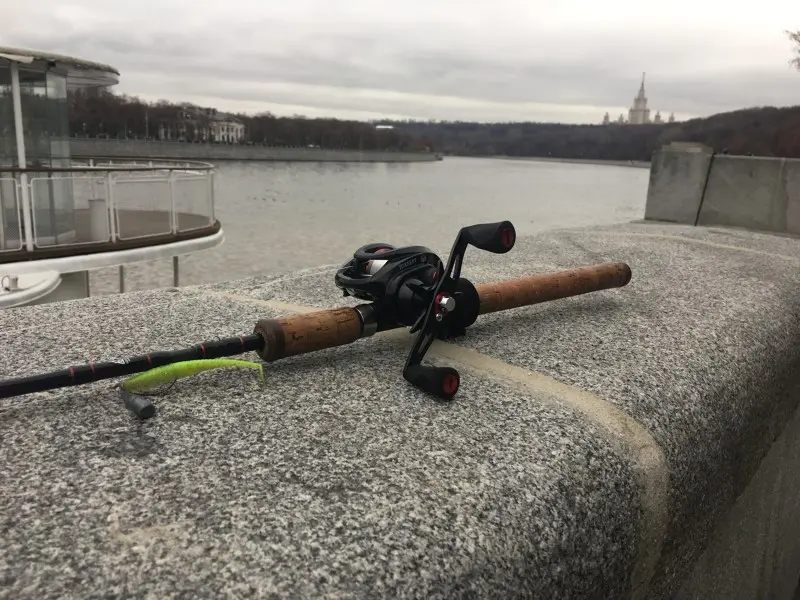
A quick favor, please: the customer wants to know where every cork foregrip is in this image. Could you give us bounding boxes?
[253,307,363,362]
[476,262,632,314]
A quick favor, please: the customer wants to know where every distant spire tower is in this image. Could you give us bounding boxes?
[628,72,651,124]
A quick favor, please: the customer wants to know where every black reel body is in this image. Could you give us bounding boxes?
[334,220,517,401]
[335,243,441,329]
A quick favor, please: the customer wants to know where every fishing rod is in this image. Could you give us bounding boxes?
[0,220,632,402]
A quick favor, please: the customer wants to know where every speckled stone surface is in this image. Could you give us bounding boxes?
[206,221,800,598]
[598,220,800,258]
[0,290,640,598]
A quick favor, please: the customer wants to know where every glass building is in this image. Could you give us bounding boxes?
[0,47,220,308]
[0,47,119,251]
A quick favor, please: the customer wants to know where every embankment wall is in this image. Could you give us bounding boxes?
[67,138,439,163]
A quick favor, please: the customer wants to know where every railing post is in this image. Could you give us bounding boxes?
[106,171,118,241]
[0,181,6,251]
[9,62,34,252]
[169,170,177,233]
[172,256,179,287]
[209,169,216,223]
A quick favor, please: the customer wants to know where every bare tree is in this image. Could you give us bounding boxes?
[787,30,800,70]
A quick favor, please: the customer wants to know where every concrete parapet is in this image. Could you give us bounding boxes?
[67,138,439,163]
[697,155,800,234]
[644,143,713,224]
[2,222,800,598]
[645,144,800,237]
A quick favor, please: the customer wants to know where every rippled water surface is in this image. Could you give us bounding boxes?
[88,157,649,295]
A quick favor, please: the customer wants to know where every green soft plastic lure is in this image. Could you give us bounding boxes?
[120,359,265,394]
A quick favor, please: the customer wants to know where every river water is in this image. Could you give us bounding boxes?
[88,157,649,295]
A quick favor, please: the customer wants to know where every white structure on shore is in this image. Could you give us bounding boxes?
[0,46,223,308]
[602,73,675,125]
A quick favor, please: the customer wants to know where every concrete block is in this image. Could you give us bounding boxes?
[645,149,800,237]
[644,145,713,224]
[782,158,800,234]
[697,155,789,233]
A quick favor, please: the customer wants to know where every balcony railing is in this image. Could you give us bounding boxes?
[0,158,218,262]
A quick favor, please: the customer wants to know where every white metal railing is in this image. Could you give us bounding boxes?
[0,158,217,253]
[0,177,23,251]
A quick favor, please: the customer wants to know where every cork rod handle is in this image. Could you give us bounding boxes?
[252,262,632,362]
[475,262,632,314]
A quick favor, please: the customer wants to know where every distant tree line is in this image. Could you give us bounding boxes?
[67,83,800,162]
[66,88,433,152]
[384,105,800,161]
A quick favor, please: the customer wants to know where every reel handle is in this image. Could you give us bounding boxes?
[461,221,516,254]
[402,219,517,400]
[404,364,460,400]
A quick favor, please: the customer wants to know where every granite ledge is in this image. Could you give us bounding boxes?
[1,289,644,599]
[3,220,799,598]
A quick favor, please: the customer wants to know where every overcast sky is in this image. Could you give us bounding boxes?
[4,0,799,123]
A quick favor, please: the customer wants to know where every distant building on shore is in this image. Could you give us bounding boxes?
[159,103,246,143]
[602,73,675,125]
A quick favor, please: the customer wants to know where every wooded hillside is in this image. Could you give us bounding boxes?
[67,89,800,160]
[385,106,800,160]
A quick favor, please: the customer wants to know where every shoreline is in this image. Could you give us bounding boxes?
[453,154,651,168]
[65,139,648,167]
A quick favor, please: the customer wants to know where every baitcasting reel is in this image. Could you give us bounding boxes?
[335,220,516,400]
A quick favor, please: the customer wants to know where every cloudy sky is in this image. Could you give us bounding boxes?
[3,0,799,123]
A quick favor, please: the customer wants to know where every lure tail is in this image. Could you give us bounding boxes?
[120,358,265,394]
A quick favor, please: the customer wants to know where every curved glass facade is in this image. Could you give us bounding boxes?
[0,63,75,247]
[22,68,75,243]
[0,64,18,248]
